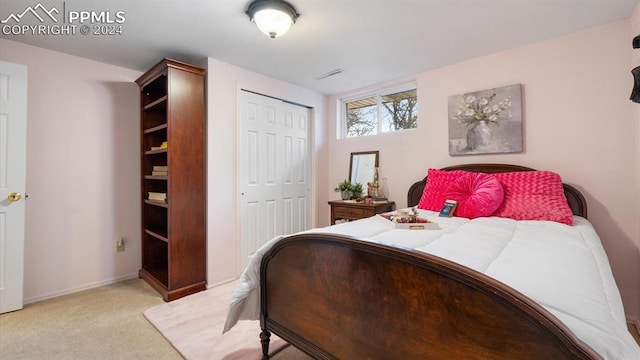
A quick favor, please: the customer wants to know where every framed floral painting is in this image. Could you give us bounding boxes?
[448,84,523,156]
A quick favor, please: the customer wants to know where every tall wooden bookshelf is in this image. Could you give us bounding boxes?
[136,58,206,301]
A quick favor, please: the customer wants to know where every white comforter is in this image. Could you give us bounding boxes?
[223,209,640,359]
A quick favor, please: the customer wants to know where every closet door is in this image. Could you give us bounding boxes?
[238,90,312,270]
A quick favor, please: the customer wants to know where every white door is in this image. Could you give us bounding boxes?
[238,90,311,270]
[0,61,27,314]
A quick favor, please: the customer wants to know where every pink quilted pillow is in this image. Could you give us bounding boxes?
[492,171,573,225]
[417,168,469,211]
[444,173,504,219]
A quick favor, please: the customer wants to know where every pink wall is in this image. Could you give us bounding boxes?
[325,19,640,321]
[0,39,142,302]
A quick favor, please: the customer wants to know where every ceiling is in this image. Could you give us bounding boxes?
[1,0,637,95]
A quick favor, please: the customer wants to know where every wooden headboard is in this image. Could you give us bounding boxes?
[407,164,588,218]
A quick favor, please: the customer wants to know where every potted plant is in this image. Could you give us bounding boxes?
[352,182,364,198]
[335,179,355,200]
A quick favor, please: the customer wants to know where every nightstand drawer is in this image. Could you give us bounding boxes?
[333,206,369,219]
[328,200,396,225]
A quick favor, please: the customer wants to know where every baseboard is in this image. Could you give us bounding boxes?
[206,277,237,289]
[23,273,139,305]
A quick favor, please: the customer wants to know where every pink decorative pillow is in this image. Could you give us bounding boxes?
[444,173,504,219]
[417,168,469,211]
[492,171,573,225]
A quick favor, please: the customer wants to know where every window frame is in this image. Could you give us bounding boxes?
[340,82,418,139]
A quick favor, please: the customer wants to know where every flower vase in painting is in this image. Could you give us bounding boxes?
[466,120,493,151]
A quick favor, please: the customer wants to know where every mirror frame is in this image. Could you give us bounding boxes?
[349,151,379,189]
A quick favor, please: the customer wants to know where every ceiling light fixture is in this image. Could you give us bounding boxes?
[246,0,300,39]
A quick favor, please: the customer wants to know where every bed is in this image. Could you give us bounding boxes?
[223,164,640,359]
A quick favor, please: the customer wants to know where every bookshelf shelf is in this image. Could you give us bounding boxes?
[144,95,168,110]
[145,229,168,243]
[144,175,168,180]
[144,266,168,287]
[137,58,206,302]
[144,148,168,156]
[144,123,168,134]
[144,199,168,208]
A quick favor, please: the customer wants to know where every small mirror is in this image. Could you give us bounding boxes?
[349,151,379,193]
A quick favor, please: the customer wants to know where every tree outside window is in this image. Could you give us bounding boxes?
[343,87,417,138]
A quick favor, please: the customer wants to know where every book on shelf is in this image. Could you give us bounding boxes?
[439,199,458,217]
[151,171,168,176]
[150,141,168,151]
[153,166,168,171]
[148,192,167,202]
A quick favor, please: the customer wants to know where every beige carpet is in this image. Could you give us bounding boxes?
[0,278,182,360]
[144,281,312,360]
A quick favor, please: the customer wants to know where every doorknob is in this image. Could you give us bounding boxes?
[7,192,21,202]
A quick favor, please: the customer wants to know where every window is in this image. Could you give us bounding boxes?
[342,85,417,138]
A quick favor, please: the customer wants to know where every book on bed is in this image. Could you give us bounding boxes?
[439,199,458,217]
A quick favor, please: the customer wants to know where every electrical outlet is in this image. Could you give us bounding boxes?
[116,238,125,252]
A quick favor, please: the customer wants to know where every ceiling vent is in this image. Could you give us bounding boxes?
[315,69,343,80]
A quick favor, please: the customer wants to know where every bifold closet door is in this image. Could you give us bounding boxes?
[238,90,312,271]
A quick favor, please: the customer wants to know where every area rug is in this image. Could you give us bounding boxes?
[143,281,312,359]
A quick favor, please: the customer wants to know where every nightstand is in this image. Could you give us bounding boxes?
[328,200,396,225]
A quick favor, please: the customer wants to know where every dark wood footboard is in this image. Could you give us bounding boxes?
[259,233,601,359]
